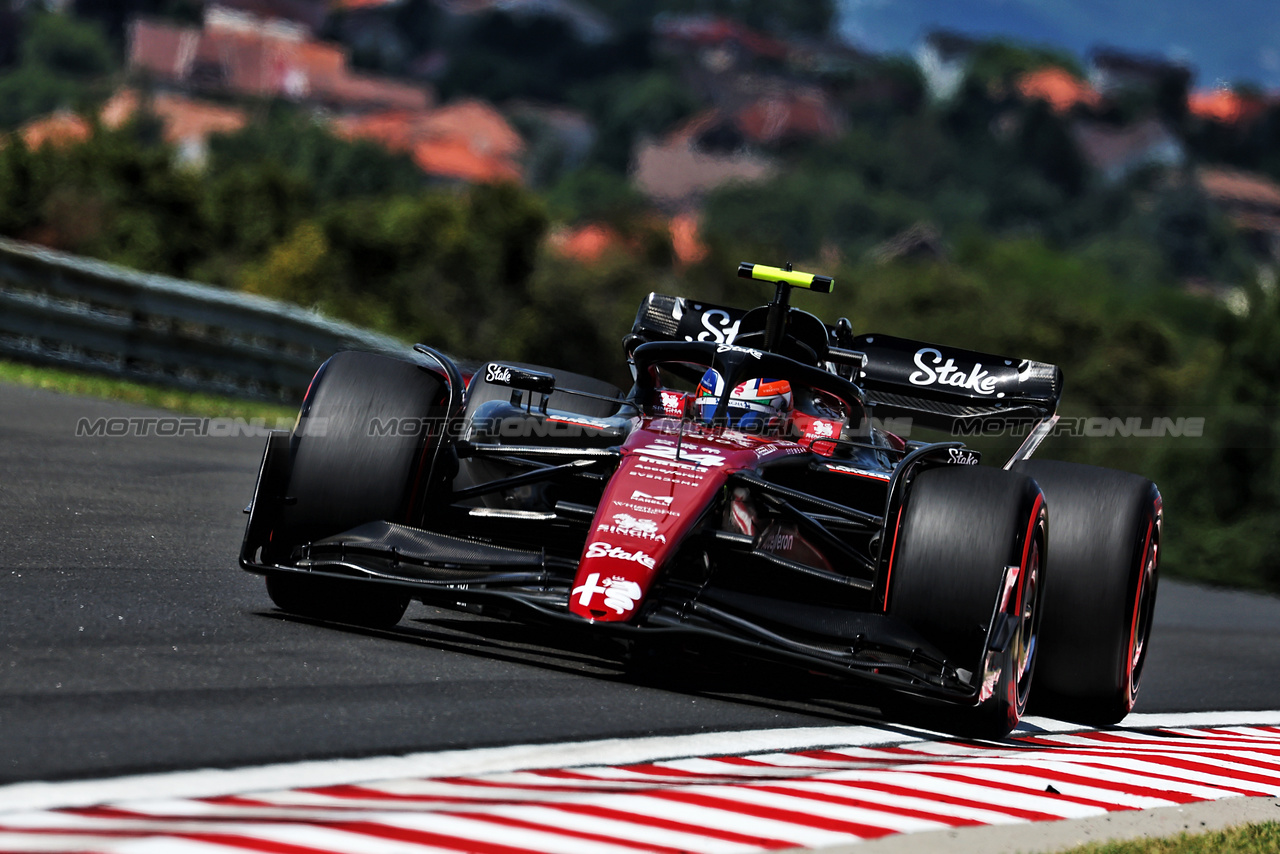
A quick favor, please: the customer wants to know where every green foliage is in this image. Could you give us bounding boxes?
[0,121,207,274]
[1062,821,1280,854]
[965,39,1084,87]
[21,10,114,77]
[0,10,116,130]
[437,11,650,104]
[573,69,701,172]
[1149,282,1280,591]
[204,108,423,206]
[546,165,656,224]
[239,182,550,357]
[0,358,295,421]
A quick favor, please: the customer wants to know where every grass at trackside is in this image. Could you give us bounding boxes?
[0,359,298,421]
[1060,822,1280,853]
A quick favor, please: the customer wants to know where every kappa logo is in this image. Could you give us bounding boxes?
[572,572,643,615]
[631,490,674,507]
[585,542,656,570]
[597,513,667,543]
[908,348,1000,395]
[485,364,514,384]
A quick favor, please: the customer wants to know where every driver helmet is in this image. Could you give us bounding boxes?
[696,369,792,434]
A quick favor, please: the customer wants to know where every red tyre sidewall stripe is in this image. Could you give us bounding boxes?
[1123,515,1156,709]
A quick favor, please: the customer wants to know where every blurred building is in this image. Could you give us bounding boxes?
[333,100,525,184]
[1188,87,1267,126]
[1087,47,1193,98]
[915,30,983,102]
[1198,167,1280,261]
[1069,118,1184,183]
[101,89,249,165]
[127,4,431,112]
[1016,67,1102,114]
[631,111,776,211]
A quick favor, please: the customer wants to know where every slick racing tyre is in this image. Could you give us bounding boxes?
[885,465,1047,739]
[265,351,450,629]
[265,572,411,630]
[1014,460,1161,725]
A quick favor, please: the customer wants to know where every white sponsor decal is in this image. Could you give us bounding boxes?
[755,443,805,458]
[687,309,740,344]
[715,343,763,359]
[631,490,674,507]
[613,500,679,518]
[636,442,726,468]
[596,513,667,543]
[948,448,980,465]
[547,414,613,430]
[572,572,644,615]
[809,419,835,438]
[825,463,891,480]
[485,364,513,384]
[759,529,795,551]
[909,348,999,395]
[660,392,685,415]
[585,542,656,570]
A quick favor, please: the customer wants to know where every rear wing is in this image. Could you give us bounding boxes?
[849,334,1062,433]
[629,293,1062,435]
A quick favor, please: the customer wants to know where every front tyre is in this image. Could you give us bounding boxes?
[885,466,1047,739]
[1014,460,1161,725]
[266,573,410,630]
[265,351,449,629]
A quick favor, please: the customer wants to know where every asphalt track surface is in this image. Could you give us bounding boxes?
[2,383,1279,787]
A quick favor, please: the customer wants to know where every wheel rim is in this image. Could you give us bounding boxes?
[1127,520,1159,703]
[1012,529,1042,710]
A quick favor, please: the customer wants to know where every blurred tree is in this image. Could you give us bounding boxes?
[204,107,423,205]
[73,0,201,45]
[438,11,649,104]
[546,165,650,223]
[965,40,1083,89]
[574,69,700,172]
[0,10,117,130]
[0,6,20,69]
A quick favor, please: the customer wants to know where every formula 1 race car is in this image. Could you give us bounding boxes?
[240,263,1162,738]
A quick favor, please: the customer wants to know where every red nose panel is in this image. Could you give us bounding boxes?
[568,422,801,622]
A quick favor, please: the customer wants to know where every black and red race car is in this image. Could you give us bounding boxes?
[240,263,1162,738]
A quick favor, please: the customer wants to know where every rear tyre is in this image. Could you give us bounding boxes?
[1014,460,1161,725]
[885,465,1047,739]
[265,351,449,629]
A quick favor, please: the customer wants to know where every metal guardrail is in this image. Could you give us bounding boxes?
[0,236,408,402]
